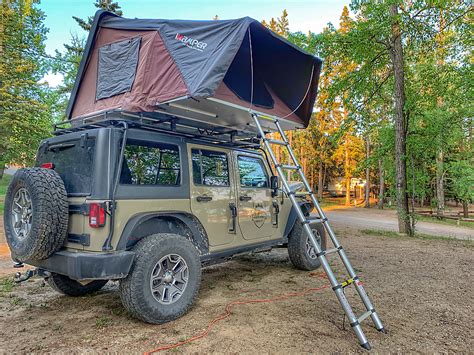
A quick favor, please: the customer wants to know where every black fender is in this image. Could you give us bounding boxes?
[283,201,314,238]
[116,212,209,254]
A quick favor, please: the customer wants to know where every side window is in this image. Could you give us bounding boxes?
[191,149,229,186]
[238,156,269,188]
[120,140,180,185]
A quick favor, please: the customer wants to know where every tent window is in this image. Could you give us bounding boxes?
[96,37,141,100]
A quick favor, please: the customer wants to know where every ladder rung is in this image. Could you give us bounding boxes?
[358,310,373,324]
[332,276,359,291]
[279,164,300,170]
[254,114,277,122]
[302,217,322,225]
[266,138,288,146]
[323,247,340,256]
[291,191,313,197]
[314,246,343,258]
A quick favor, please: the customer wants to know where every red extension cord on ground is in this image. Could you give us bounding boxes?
[145,272,330,354]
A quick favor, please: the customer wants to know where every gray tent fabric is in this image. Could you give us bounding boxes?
[100,16,255,98]
[66,11,322,128]
[96,36,141,100]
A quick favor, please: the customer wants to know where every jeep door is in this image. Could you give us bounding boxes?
[234,153,276,240]
[189,145,237,247]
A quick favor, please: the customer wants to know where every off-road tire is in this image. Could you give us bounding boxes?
[4,168,69,262]
[119,233,201,324]
[288,219,327,271]
[47,273,108,297]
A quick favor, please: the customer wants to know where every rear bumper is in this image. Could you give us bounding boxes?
[27,250,135,281]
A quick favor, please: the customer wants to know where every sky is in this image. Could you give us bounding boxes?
[39,0,349,86]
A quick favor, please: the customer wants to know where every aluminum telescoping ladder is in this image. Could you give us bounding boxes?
[252,113,386,350]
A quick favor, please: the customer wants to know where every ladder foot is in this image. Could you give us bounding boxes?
[360,342,371,351]
[377,327,387,334]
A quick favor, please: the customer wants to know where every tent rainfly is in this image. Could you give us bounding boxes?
[67,10,323,132]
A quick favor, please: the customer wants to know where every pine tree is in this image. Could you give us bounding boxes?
[73,0,123,31]
[277,9,289,36]
[53,0,123,118]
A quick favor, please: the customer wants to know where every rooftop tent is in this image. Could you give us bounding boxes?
[66,11,322,133]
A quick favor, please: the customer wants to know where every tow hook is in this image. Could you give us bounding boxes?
[14,268,51,283]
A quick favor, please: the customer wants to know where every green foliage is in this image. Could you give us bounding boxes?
[0,174,12,213]
[0,0,55,168]
[306,1,473,213]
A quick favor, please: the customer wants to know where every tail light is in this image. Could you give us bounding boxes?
[41,162,55,169]
[89,203,106,228]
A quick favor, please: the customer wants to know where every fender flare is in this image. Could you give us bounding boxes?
[283,201,314,238]
[116,211,209,254]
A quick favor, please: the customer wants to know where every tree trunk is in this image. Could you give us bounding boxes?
[390,4,412,236]
[411,153,416,213]
[274,133,281,169]
[344,140,351,206]
[365,137,370,208]
[435,10,446,218]
[0,166,4,180]
[435,148,445,216]
[462,200,469,218]
[322,165,327,192]
[317,161,324,200]
[287,131,293,181]
[345,177,351,206]
[378,159,384,209]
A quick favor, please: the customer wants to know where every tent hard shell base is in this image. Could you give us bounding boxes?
[65,11,322,134]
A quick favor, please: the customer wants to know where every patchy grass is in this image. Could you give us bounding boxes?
[0,174,12,214]
[318,199,341,208]
[95,315,112,329]
[360,228,473,246]
[416,214,474,230]
[0,277,16,294]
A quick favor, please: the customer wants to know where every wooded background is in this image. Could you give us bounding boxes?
[0,0,472,236]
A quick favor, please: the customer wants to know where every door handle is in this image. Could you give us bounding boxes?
[239,195,252,202]
[229,202,237,233]
[196,195,212,202]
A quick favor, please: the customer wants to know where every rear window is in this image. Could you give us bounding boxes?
[36,138,96,195]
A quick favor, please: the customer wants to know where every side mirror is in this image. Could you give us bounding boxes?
[270,176,279,197]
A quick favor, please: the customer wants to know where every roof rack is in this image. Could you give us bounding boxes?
[53,110,262,149]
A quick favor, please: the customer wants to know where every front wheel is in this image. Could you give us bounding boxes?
[119,233,201,324]
[288,220,327,271]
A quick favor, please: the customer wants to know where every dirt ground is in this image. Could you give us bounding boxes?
[0,222,472,353]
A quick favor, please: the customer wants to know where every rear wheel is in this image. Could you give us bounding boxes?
[48,273,108,297]
[119,233,201,324]
[288,220,327,271]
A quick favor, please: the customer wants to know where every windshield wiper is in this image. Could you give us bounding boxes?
[47,143,75,151]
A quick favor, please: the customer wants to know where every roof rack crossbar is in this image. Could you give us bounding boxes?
[53,113,262,149]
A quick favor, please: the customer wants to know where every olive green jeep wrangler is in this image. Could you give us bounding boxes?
[4,121,326,323]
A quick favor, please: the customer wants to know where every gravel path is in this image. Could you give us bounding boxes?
[324,207,473,241]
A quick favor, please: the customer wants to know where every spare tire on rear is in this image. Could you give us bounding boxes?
[3,168,69,262]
